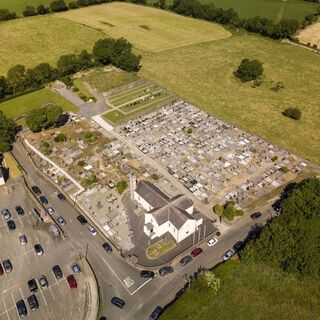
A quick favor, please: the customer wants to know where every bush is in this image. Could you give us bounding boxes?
[234,59,264,82]
[78,160,86,166]
[23,6,37,17]
[37,4,50,14]
[116,180,128,194]
[282,107,301,120]
[84,132,93,140]
[271,156,278,162]
[50,0,68,12]
[280,166,289,173]
[54,133,67,142]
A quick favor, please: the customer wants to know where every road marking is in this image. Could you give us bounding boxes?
[129,278,153,296]
[49,286,56,300]
[39,287,48,306]
[18,288,25,302]
[69,219,73,224]
[1,296,10,320]
[11,291,21,319]
[124,277,134,288]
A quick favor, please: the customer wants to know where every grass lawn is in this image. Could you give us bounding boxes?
[4,153,22,180]
[0,88,77,119]
[140,32,320,164]
[73,79,95,100]
[57,2,231,53]
[162,260,320,320]
[103,110,126,123]
[146,239,176,260]
[0,15,103,75]
[81,69,140,92]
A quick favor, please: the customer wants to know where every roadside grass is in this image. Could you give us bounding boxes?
[57,2,231,53]
[0,15,103,75]
[140,33,320,164]
[161,260,320,320]
[73,79,95,100]
[80,69,140,92]
[146,239,176,260]
[0,88,77,119]
[103,110,126,123]
[3,153,22,180]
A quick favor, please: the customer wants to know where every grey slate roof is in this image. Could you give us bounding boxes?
[136,180,194,229]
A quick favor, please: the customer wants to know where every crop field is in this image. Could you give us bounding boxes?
[57,2,231,53]
[140,33,320,164]
[0,88,77,119]
[104,80,176,123]
[0,15,103,75]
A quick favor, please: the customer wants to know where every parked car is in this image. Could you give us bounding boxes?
[27,294,39,311]
[140,270,155,278]
[250,211,262,220]
[31,186,41,195]
[0,263,4,276]
[179,255,193,266]
[222,250,234,261]
[39,195,48,205]
[175,288,185,300]
[159,266,174,276]
[111,297,125,309]
[77,215,87,225]
[27,279,38,293]
[7,220,16,231]
[67,275,77,289]
[16,299,27,318]
[15,206,24,216]
[191,248,203,257]
[34,244,44,256]
[149,306,163,320]
[57,216,66,225]
[19,235,27,245]
[88,225,97,236]
[52,265,63,279]
[47,207,54,215]
[102,242,112,253]
[207,238,218,247]
[3,259,12,272]
[39,275,48,288]
[1,209,11,219]
[233,240,244,252]
[71,263,81,274]
[57,193,65,201]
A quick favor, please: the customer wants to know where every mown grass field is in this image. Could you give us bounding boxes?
[140,32,320,163]
[0,88,77,119]
[162,260,320,320]
[57,2,231,53]
[0,15,103,75]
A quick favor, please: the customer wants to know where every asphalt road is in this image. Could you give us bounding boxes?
[12,142,275,320]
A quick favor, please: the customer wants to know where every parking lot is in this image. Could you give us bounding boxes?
[0,182,89,320]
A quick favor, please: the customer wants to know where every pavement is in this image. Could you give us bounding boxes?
[10,140,279,320]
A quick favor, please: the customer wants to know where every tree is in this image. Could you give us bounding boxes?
[0,76,8,99]
[50,0,68,12]
[113,52,141,72]
[0,111,18,152]
[23,6,37,17]
[282,107,301,120]
[234,58,263,82]
[78,50,94,70]
[68,1,79,9]
[131,0,147,3]
[7,64,28,93]
[241,178,320,278]
[57,54,79,75]
[26,105,63,132]
[159,0,166,9]
[0,9,16,21]
[213,204,223,223]
[36,4,50,14]
[93,38,117,65]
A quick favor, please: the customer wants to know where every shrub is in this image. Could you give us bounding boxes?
[54,133,67,142]
[84,132,93,140]
[23,6,37,17]
[116,180,128,194]
[50,0,68,12]
[271,156,278,162]
[280,166,289,173]
[85,176,98,187]
[78,160,86,166]
[234,58,263,82]
[151,173,159,180]
[282,107,301,120]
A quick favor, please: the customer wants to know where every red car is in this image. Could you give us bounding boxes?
[191,248,203,257]
[0,263,3,276]
[67,275,77,289]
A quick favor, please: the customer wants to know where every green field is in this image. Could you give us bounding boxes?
[57,2,231,53]
[0,88,77,119]
[72,79,95,100]
[162,260,320,320]
[0,15,103,75]
[141,33,320,163]
[80,69,140,92]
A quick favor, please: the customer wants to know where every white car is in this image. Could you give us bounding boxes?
[47,207,54,215]
[222,250,234,261]
[207,238,218,247]
[57,216,66,225]
[88,225,97,236]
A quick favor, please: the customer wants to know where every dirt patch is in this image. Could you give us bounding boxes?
[297,20,320,47]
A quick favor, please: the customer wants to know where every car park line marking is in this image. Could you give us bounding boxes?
[10,291,21,319]
[1,296,10,320]
[49,287,56,300]
[18,288,26,302]
[39,286,48,306]
[129,278,153,296]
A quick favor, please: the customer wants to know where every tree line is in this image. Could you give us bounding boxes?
[170,0,320,40]
[0,37,141,100]
[240,178,320,279]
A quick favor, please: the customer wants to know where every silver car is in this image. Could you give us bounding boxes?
[1,209,11,220]
[222,250,234,261]
[19,235,27,245]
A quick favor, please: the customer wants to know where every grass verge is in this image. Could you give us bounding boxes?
[146,239,176,260]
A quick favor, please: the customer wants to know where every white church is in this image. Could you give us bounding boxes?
[131,179,203,243]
